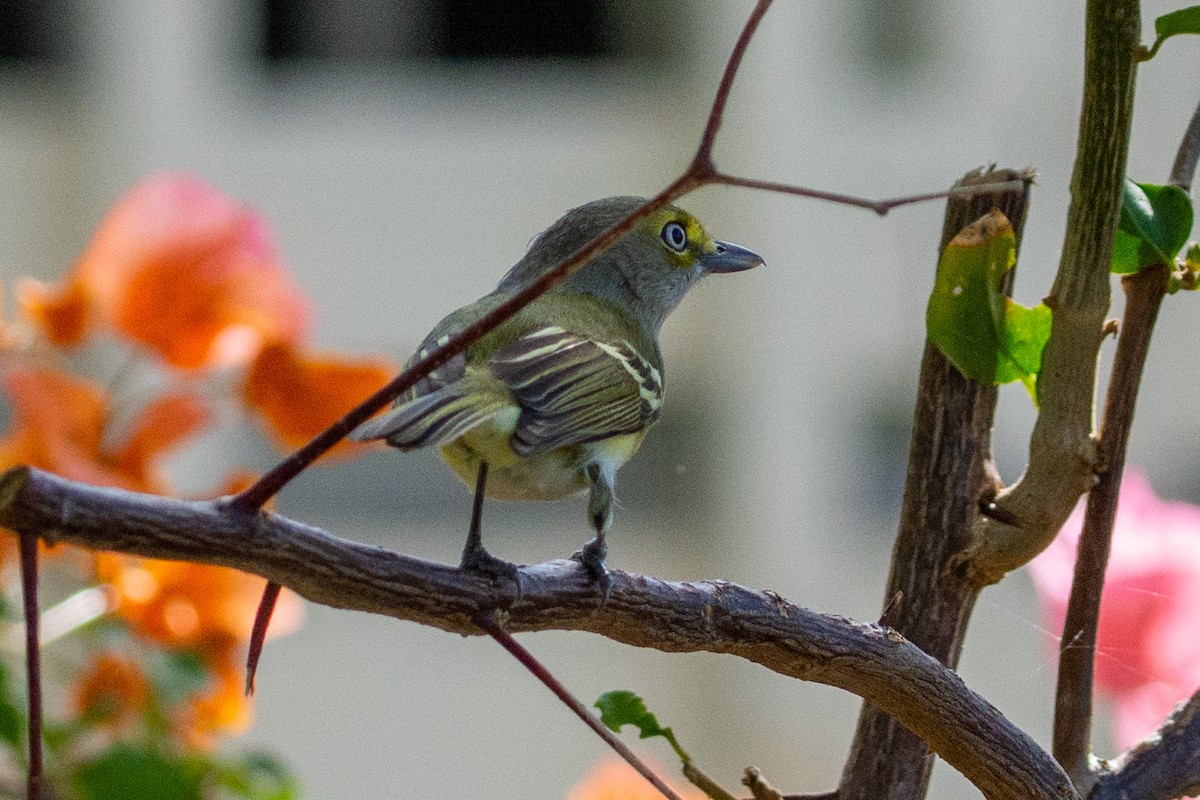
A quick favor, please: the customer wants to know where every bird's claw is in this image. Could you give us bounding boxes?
[460,545,523,598]
[573,537,612,607]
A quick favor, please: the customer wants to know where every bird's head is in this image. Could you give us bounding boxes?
[499,196,763,335]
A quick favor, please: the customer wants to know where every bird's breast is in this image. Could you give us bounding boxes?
[438,429,648,502]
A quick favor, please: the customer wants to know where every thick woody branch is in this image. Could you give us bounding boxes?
[0,466,1075,800]
[1053,83,1200,793]
[967,0,1140,583]
[1090,692,1200,800]
[1051,266,1168,790]
[840,167,1034,800]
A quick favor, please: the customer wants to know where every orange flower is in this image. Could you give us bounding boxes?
[0,366,208,494]
[243,340,393,456]
[175,651,253,749]
[15,277,89,347]
[567,759,701,800]
[18,173,311,369]
[108,394,211,492]
[94,555,303,653]
[70,652,151,730]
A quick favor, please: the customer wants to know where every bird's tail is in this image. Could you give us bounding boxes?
[348,386,512,451]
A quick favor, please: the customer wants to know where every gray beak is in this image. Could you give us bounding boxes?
[702,240,764,273]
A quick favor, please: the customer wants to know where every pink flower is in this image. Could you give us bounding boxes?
[1029,469,1200,749]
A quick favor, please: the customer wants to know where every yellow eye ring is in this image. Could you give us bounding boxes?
[660,221,688,252]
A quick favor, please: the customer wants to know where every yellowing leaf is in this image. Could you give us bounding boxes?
[926,210,1051,399]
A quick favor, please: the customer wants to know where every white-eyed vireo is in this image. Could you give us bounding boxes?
[351,197,762,592]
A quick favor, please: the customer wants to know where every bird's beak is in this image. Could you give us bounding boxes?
[702,240,764,273]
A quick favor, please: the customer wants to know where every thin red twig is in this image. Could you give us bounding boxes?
[231,0,1019,689]
[1052,86,1200,785]
[712,173,1032,215]
[19,533,42,800]
[476,613,686,800]
[245,581,281,694]
[232,1,781,675]
[694,0,774,170]
[712,174,887,212]
[1169,97,1200,192]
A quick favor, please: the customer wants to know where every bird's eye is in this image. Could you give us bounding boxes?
[660,221,688,252]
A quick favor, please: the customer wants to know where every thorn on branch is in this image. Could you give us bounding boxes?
[877,592,903,630]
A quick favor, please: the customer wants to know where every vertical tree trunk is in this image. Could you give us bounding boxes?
[839,167,1032,800]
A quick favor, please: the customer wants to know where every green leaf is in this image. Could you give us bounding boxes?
[1112,179,1194,273]
[73,745,206,800]
[216,751,299,800]
[596,690,689,762]
[0,696,22,752]
[926,210,1051,397]
[42,721,78,754]
[0,661,22,753]
[1156,6,1200,38]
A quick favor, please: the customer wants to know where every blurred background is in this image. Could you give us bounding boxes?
[1,1,1199,797]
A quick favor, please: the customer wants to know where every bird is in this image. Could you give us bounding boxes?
[350,196,762,596]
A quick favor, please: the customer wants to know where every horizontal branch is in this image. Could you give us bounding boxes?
[1091,692,1200,800]
[0,467,1075,800]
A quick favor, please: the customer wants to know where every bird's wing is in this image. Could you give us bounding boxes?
[348,295,511,449]
[490,326,662,457]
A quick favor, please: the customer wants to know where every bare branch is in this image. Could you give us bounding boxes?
[1091,692,1200,800]
[1051,231,1170,789]
[0,467,1075,800]
[693,0,773,170]
[1054,80,1200,793]
[711,173,1032,215]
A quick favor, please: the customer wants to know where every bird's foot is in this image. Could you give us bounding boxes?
[572,537,612,607]
[460,545,523,598]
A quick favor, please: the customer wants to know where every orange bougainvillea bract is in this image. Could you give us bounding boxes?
[16,277,90,348]
[18,172,312,369]
[244,339,393,455]
[71,652,152,731]
[176,656,255,749]
[94,555,303,653]
[91,554,303,746]
[0,367,208,495]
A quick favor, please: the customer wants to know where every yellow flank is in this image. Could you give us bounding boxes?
[439,426,648,502]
